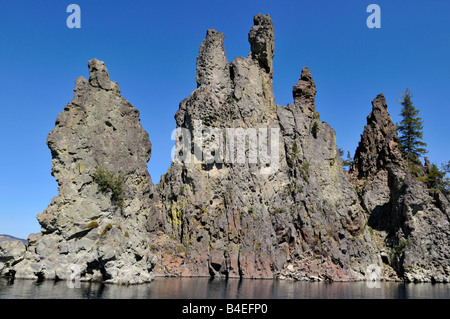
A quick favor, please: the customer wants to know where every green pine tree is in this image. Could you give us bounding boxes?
[338,147,353,171]
[343,151,353,171]
[441,161,450,194]
[442,161,450,174]
[419,163,447,193]
[396,88,427,165]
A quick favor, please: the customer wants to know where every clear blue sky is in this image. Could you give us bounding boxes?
[1,0,449,239]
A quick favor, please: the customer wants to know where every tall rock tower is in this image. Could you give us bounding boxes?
[8,59,156,284]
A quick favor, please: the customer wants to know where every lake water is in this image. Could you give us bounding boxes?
[1,277,449,299]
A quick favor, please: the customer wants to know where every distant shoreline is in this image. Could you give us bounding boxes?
[0,235,27,245]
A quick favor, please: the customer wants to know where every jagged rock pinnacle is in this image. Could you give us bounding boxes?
[88,58,112,89]
[196,29,230,88]
[351,93,403,179]
[292,66,317,118]
[248,13,275,77]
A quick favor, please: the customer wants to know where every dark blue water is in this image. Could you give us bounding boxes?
[0,277,449,299]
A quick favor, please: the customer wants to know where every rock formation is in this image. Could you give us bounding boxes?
[2,14,449,284]
[350,94,450,282]
[147,14,380,281]
[1,59,156,284]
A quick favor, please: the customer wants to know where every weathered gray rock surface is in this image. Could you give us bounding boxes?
[1,59,156,284]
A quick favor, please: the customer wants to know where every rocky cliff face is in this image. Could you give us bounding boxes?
[1,59,156,284]
[147,14,380,281]
[350,95,450,282]
[2,14,448,284]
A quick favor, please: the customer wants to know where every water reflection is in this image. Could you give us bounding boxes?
[0,277,449,299]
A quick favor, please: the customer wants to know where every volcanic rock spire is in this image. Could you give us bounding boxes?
[196,29,231,89]
[351,94,404,179]
[249,13,275,77]
[6,59,157,284]
[292,66,317,118]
